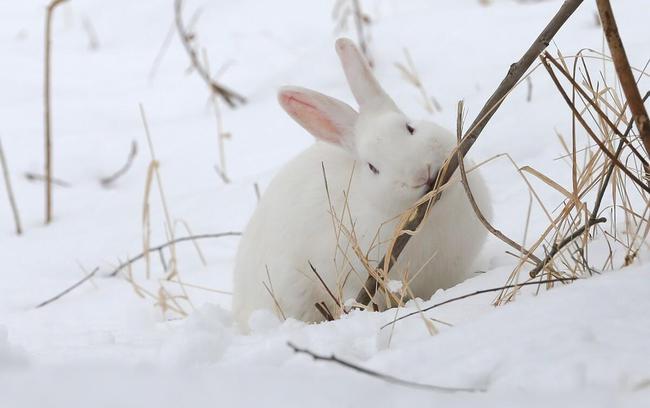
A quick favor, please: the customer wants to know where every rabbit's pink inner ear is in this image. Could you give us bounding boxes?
[281,94,340,143]
[279,88,357,148]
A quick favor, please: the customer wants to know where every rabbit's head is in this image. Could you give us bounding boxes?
[279,38,454,214]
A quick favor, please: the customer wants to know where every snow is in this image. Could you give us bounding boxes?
[1,0,649,406]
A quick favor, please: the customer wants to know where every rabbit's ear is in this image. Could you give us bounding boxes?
[335,38,397,111]
[278,86,357,149]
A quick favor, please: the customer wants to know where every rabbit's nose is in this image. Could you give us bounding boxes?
[414,165,434,188]
[414,169,429,185]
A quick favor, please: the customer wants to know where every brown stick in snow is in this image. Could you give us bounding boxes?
[36,267,99,308]
[287,342,484,393]
[595,0,650,160]
[381,277,577,329]
[355,0,585,306]
[108,232,241,277]
[44,0,68,224]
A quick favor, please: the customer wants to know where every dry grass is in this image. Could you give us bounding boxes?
[311,48,649,331]
[395,48,441,114]
[111,105,241,319]
[124,105,191,317]
[494,49,650,303]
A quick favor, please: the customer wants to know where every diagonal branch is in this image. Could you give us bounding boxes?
[540,52,650,194]
[528,65,650,278]
[596,0,650,159]
[287,342,484,393]
[36,267,99,308]
[355,0,585,306]
[456,100,542,264]
[108,232,241,277]
[381,277,577,329]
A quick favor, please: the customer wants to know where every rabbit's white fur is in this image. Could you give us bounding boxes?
[233,38,491,330]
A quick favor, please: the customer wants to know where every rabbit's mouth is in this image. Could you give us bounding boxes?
[413,177,436,191]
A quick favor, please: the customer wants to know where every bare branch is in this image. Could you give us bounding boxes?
[355,0,584,306]
[108,232,241,277]
[36,267,99,308]
[287,342,484,393]
[596,0,650,158]
[528,217,607,278]
[381,277,577,329]
[44,0,69,224]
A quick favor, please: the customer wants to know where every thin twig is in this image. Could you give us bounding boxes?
[314,302,334,321]
[25,172,70,187]
[44,0,68,224]
[596,0,650,159]
[108,232,241,277]
[287,342,484,393]
[593,91,650,217]
[149,22,176,79]
[528,93,650,278]
[456,101,542,264]
[100,141,138,187]
[381,277,577,329]
[395,48,437,113]
[309,261,341,307]
[0,137,22,235]
[528,217,607,278]
[543,52,649,174]
[355,0,584,306]
[173,0,246,108]
[539,53,650,190]
[36,267,99,308]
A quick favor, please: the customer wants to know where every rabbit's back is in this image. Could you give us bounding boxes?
[232,142,367,328]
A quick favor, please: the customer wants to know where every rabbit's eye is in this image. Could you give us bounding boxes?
[406,124,415,134]
[368,163,379,175]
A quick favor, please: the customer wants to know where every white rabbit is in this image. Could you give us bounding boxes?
[232,38,491,331]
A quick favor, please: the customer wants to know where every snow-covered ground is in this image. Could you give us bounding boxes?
[1,0,649,406]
